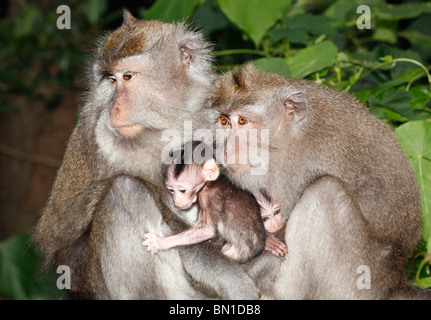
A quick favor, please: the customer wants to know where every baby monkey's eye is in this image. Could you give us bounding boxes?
[219,116,230,126]
[167,187,174,193]
[179,189,186,193]
[262,217,269,222]
[274,209,281,216]
[238,116,248,125]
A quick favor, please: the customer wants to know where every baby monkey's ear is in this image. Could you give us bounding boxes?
[202,159,220,181]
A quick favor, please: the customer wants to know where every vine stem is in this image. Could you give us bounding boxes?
[393,58,431,91]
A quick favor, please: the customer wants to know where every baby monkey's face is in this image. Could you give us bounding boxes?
[261,205,283,234]
[165,159,220,210]
[166,179,204,210]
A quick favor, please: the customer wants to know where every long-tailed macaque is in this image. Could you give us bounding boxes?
[213,63,431,299]
[142,144,266,263]
[32,12,261,299]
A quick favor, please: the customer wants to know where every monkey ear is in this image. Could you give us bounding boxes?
[202,159,220,181]
[232,63,257,90]
[284,91,307,123]
[122,10,136,26]
[180,45,193,69]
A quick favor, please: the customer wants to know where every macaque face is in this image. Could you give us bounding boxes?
[105,66,147,138]
[165,159,219,210]
[102,56,184,139]
[261,206,283,234]
[165,167,205,210]
[216,112,264,173]
[93,16,214,144]
[253,191,283,233]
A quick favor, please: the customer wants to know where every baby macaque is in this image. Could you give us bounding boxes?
[253,191,287,257]
[142,153,266,263]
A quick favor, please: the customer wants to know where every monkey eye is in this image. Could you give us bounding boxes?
[219,116,230,126]
[238,116,248,125]
[167,187,174,194]
[107,75,116,83]
[262,217,269,222]
[179,189,186,193]
[123,72,133,81]
[274,209,281,216]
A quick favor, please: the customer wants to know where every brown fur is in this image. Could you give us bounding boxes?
[214,63,429,299]
[33,13,261,299]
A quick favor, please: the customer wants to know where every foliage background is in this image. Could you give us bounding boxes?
[0,0,430,299]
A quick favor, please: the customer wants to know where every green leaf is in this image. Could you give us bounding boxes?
[372,44,422,77]
[194,0,231,36]
[144,0,200,22]
[84,0,108,25]
[375,3,431,20]
[218,0,290,47]
[0,234,63,299]
[269,29,308,45]
[282,13,338,37]
[253,57,291,77]
[0,233,39,299]
[373,28,397,44]
[285,41,338,78]
[324,0,358,21]
[399,31,431,49]
[413,276,431,289]
[395,121,431,253]
[368,89,431,122]
[410,86,431,111]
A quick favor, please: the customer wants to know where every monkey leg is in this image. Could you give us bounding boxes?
[221,243,247,263]
[271,176,394,299]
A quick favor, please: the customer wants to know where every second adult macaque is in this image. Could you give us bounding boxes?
[211,63,431,299]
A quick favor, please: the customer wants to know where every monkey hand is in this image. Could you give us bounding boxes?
[142,230,166,253]
[265,234,288,257]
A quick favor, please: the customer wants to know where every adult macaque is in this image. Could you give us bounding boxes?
[143,143,266,263]
[33,12,261,299]
[213,63,431,299]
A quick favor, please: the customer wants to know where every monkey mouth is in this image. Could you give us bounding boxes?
[113,124,143,137]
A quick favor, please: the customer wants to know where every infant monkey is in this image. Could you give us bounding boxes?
[253,191,287,257]
[142,145,287,263]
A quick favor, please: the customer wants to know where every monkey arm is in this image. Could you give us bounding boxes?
[33,118,112,267]
[143,223,216,253]
[156,204,260,299]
